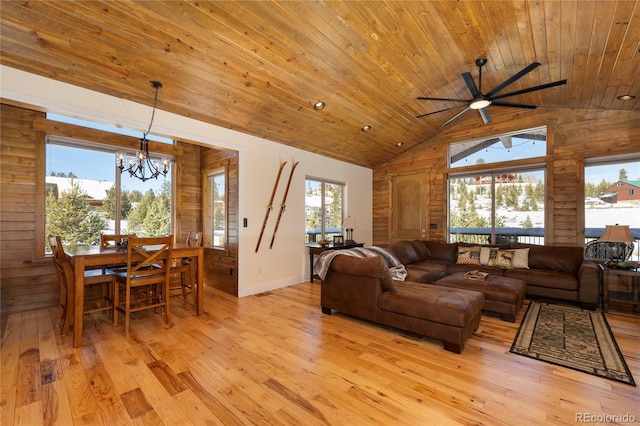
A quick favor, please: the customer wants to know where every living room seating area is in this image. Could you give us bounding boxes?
[319,239,602,352]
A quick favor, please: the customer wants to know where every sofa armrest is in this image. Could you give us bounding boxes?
[320,256,390,321]
[578,261,601,308]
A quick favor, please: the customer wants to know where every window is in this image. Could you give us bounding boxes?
[209,170,226,248]
[449,168,545,244]
[305,178,344,243]
[45,115,174,248]
[584,156,639,260]
[448,127,547,245]
[448,127,546,167]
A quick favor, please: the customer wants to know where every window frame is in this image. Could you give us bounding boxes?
[208,168,227,250]
[44,135,175,248]
[305,177,345,244]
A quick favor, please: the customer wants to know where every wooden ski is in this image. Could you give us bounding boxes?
[269,160,299,249]
[255,160,287,252]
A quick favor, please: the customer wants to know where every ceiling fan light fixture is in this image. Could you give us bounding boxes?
[361,125,371,132]
[617,94,636,101]
[313,101,326,110]
[469,97,492,110]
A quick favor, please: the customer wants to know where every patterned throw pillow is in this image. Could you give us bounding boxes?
[491,249,514,270]
[480,247,499,265]
[456,246,481,265]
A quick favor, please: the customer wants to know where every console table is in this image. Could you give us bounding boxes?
[308,242,364,282]
[602,266,639,312]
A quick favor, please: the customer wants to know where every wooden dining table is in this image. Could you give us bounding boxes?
[65,243,205,347]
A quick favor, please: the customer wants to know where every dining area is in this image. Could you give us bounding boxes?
[49,232,205,347]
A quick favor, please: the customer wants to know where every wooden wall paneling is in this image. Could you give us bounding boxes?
[201,148,239,296]
[174,142,202,243]
[1,105,57,332]
[373,108,640,248]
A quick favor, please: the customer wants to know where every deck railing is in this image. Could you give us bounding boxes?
[449,227,640,261]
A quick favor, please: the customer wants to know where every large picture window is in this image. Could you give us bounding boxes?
[448,127,547,244]
[305,178,344,243]
[45,115,173,249]
[584,156,639,260]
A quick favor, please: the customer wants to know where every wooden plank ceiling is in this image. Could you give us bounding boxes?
[1,1,639,168]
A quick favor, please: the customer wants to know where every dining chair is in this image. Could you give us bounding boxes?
[100,233,136,248]
[48,235,116,336]
[169,231,202,303]
[112,235,173,336]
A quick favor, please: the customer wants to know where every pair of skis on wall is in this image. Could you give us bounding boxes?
[255,159,299,252]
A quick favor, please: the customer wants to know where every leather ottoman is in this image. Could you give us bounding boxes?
[377,282,485,353]
[435,272,526,322]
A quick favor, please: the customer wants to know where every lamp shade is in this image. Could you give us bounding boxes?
[343,217,357,229]
[599,225,634,243]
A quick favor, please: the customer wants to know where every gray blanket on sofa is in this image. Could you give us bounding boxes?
[314,246,407,281]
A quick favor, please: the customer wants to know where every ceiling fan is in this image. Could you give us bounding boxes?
[416,58,567,126]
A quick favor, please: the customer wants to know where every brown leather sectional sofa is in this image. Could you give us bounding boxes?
[320,240,601,352]
[382,240,601,309]
[321,255,485,353]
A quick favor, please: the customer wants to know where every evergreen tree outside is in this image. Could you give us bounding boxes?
[127,189,156,236]
[45,179,107,246]
[619,168,628,181]
[142,193,171,236]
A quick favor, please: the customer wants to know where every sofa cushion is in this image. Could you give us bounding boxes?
[404,263,448,283]
[510,243,582,275]
[423,241,458,263]
[447,262,505,276]
[329,255,395,292]
[504,268,579,291]
[389,240,429,265]
[456,246,481,265]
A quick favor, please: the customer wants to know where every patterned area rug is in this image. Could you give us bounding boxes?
[510,301,635,386]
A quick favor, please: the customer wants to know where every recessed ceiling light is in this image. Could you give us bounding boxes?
[313,101,326,110]
[396,142,404,147]
[361,125,372,132]
[617,95,636,101]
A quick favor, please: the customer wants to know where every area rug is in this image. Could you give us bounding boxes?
[510,301,635,386]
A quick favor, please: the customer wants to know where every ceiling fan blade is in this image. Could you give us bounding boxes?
[478,107,491,124]
[491,79,567,100]
[485,62,541,97]
[462,72,480,97]
[443,107,471,126]
[415,105,467,119]
[491,100,538,109]
[416,96,469,102]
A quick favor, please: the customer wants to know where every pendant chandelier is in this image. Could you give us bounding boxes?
[116,81,170,182]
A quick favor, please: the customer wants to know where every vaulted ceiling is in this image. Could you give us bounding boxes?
[1,1,639,168]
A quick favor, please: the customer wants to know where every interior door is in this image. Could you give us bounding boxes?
[391,173,429,242]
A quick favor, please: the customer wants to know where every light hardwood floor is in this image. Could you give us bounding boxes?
[2,283,639,425]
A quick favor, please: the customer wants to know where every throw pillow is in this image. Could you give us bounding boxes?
[511,248,530,269]
[480,247,499,265]
[456,246,481,265]
[492,249,515,270]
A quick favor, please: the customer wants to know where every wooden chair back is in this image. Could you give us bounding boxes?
[49,235,72,331]
[48,235,115,335]
[186,231,203,247]
[113,235,174,335]
[100,233,136,248]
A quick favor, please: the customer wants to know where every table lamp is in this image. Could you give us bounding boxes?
[343,216,358,245]
[598,224,634,264]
